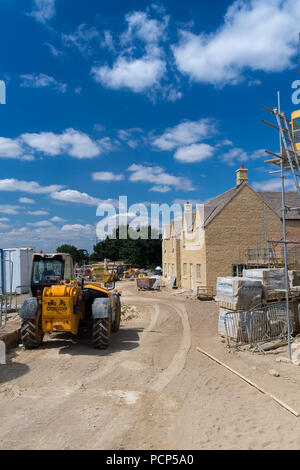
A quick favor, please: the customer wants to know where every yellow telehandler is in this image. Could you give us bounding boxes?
[19,252,121,350]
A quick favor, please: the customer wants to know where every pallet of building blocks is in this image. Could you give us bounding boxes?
[289,270,300,288]
[216,277,262,310]
[243,268,285,299]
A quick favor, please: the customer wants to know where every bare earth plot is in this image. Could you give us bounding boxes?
[1,280,300,450]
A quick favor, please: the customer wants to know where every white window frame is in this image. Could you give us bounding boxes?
[196,263,202,281]
[183,263,187,278]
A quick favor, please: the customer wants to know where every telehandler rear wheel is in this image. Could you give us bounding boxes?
[21,313,44,350]
[92,316,111,349]
[112,301,121,333]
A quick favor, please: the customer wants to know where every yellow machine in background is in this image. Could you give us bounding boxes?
[91,265,116,285]
[20,253,121,350]
[291,110,300,152]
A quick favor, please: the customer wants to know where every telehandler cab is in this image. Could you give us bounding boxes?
[19,253,121,350]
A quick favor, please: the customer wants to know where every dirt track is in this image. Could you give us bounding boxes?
[1,281,300,450]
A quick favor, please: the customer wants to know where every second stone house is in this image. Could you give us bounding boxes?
[162,166,300,294]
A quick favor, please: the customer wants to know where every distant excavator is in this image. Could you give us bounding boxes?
[20,252,121,350]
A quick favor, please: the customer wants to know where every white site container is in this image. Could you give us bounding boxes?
[1,247,35,294]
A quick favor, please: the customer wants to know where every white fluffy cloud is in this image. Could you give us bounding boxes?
[62,24,99,56]
[221,147,265,166]
[252,178,296,191]
[173,0,300,86]
[27,210,49,216]
[50,216,67,223]
[150,185,172,193]
[19,197,36,204]
[20,73,67,93]
[120,10,169,45]
[44,42,65,58]
[0,137,32,161]
[21,128,101,159]
[0,127,111,161]
[91,9,170,97]
[0,137,23,158]
[0,179,63,194]
[61,223,94,232]
[152,119,217,151]
[101,31,115,53]
[51,189,117,207]
[174,143,214,163]
[92,56,166,93]
[21,132,62,156]
[128,164,196,191]
[28,0,56,24]
[117,128,144,149]
[92,172,124,182]
[51,189,102,206]
[27,220,53,227]
[0,205,21,215]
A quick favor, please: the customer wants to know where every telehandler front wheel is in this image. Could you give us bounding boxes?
[92,316,111,349]
[21,316,44,350]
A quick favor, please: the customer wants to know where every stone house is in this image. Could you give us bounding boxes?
[162,166,300,294]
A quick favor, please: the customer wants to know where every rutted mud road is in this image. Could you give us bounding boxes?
[0,283,191,450]
[2,281,300,450]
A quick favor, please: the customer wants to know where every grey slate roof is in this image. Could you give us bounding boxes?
[201,186,300,227]
[183,184,300,232]
[203,185,242,226]
[257,191,300,220]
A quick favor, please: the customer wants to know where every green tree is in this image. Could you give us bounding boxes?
[56,244,89,265]
[90,226,162,269]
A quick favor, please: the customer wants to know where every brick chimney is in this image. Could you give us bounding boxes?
[236,165,248,186]
[184,202,192,213]
[184,202,193,233]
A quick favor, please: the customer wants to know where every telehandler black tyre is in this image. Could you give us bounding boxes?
[92,317,111,349]
[112,300,121,333]
[21,318,44,350]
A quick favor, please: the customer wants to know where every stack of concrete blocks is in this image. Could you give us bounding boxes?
[216,277,262,340]
[243,268,300,296]
[243,268,285,301]
[289,270,300,290]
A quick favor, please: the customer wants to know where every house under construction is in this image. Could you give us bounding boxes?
[162,166,300,294]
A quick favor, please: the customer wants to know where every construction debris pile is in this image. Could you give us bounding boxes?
[121,304,140,322]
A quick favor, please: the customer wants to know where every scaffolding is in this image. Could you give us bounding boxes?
[245,246,282,268]
[262,92,300,359]
[245,245,300,269]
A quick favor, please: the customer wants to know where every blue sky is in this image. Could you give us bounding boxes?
[0,0,300,251]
